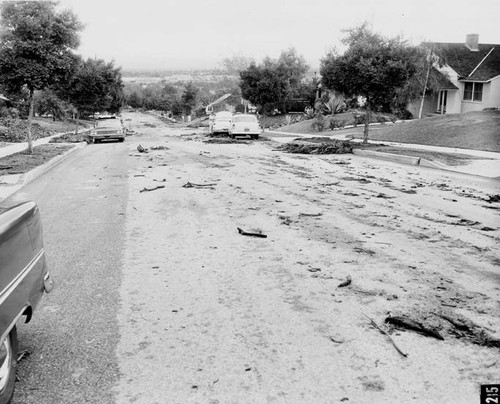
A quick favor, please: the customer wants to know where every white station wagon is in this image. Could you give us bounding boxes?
[228,114,262,139]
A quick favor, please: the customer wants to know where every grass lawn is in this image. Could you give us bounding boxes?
[277,110,500,152]
[0,144,73,174]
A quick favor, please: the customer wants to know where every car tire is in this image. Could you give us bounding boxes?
[118,138,125,142]
[0,326,18,404]
[94,139,99,144]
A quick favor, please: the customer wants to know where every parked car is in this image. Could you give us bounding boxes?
[91,118,125,143]
[209,111,233,135]
[0,201,53,403]
[228,114,262,139]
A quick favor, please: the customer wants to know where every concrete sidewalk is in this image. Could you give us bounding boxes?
[0,129,91,158]
[264,129,500,179]
[0,130,91,202]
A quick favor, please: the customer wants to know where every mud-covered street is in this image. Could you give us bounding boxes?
[112,111,499,403]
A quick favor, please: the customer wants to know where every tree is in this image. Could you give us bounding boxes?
[239,48,309,114]
[60,58,124,118]
[320,23,420,143]
[180,82,198,115]
[35,89,76,121]
[0,1,82,152]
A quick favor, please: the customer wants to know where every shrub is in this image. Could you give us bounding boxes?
[352,112,365,127]
[304,107,315,120]
[394,109,413,120]
[329,118,344,130]
[311,114,326,132]
[376,114,388,123]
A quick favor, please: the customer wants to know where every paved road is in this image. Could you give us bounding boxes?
[2,141,129,404]
[2,111,499,403]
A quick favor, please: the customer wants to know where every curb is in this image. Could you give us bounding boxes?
[0,142,86,202]
[352,149,500,180]
[352,149,421,165]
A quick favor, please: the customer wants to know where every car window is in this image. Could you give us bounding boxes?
[233,115,257,123]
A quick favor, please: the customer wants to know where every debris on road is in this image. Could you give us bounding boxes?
[385,315,444,340]
[17,350,30,363]
[182,181,217,189]
[363,313,408,358]
[329,336,345,344]
[486,194,500,203]
[307,267,321,273]
[237,227,267,238]
[139,185,165,193]
[299,212,323,217]
[203,137,249,144]
[277,139,353,154]
[137,144,148,153]
[338,276,352,288]
[150,145,169,151]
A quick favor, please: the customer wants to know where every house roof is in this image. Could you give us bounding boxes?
[467,47,500,81]
[430,67,458,90]
[424,42,500,81]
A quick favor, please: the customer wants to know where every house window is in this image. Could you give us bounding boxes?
[463,82,483,101]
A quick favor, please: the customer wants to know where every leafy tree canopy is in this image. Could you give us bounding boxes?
[59,57,124,117]
[0,1,83,93]
[320,23,422,141]
[239,47,309,114]
[0,1,82,152]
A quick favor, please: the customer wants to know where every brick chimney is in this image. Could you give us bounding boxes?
[465,34,479,51]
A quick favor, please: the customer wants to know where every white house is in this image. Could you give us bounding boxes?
[408,34,500,117]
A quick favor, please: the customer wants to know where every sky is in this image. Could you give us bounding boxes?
[55,0,500,71]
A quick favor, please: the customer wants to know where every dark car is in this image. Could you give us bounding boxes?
[91,118,125,143]
[0,201,53,403]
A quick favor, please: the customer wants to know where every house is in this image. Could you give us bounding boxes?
[408,34,500,117]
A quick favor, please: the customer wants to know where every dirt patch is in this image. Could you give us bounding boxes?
[0,144,73,174]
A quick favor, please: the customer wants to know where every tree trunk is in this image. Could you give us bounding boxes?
[363,102,371,144]
[418,50,432,119]
[74,112,79,135]
[27,89,35,154]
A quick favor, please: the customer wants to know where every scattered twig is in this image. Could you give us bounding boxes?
[338,276,352,288]
[237,227,267,238]
[17,350,30,363]
[363,313,408,358]
[299,212,323,217]
[182,181,217,189]
[139,185,165,193]
[441,302,457,308]
[153,178,166,182]
[385,316,444,340]
[431,312,469,331]
[133,174,146,177]
[329,336,345,344]
[0,165,13,170]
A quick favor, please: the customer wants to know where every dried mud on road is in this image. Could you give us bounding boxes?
[115,111,499,404]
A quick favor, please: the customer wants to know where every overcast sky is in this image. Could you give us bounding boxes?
[57,0,500,71]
